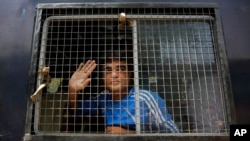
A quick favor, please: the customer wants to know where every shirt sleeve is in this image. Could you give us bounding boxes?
[139,90,179,133]
[156,97,179,133]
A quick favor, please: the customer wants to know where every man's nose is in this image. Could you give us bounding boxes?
[111,70,118,78]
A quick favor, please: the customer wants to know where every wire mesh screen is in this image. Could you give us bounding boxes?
[31,4,231,135]
[136,20,226,133]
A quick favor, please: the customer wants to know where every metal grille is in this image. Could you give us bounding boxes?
[29,3,232,135]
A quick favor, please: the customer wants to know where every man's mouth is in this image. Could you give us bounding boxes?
[111,79,120,84]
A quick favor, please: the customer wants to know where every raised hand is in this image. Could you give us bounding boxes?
[69,60,97,93]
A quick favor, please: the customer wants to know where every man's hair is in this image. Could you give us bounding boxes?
[99,39,133,72]
[101,50,133,68]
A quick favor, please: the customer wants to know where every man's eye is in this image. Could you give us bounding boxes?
[119,67,126,71]
[105,69,112,72]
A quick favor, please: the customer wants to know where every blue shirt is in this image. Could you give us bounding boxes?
[76,87,179,133]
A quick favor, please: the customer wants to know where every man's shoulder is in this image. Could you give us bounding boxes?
[139,89,159,96]
[92,90,109,100]
[100,90,109,94]
[130,88,158,99]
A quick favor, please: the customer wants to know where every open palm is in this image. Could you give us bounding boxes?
[69,60,97,92]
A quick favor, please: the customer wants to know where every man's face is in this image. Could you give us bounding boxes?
[103,60,131,94]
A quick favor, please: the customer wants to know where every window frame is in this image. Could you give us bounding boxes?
[24,2,236,141]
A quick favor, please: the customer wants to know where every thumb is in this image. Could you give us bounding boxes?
[83,78,91,87]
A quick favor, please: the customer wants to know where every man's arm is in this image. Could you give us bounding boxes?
[154,95,179,133]
[68,88,79,108]
[106,126,136,134]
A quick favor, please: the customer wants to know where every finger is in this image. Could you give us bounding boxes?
[81,60,91,71]
[88,62,97,73]
[80,60,91,72]
[76,63,84,72]
[83,78,91,87]
[84,60,96,73]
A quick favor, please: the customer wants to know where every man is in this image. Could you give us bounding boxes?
[68,50,179,134]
